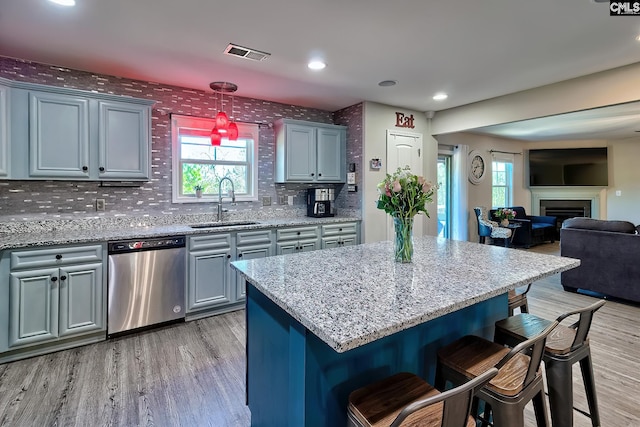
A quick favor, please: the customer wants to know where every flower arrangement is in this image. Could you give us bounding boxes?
[494,208,516,221]
[376,166,436,219]
[377,167,437,263]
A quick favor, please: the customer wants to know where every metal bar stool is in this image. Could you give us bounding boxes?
[435,321,559,427]
[347,368,498,427]
[494,299,605,427]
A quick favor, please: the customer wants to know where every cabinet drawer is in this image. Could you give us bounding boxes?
[236,230,273,246]
[276,226,319,241]
[321,222,358,237]
[11,244,103,270]
[189,233,232,251]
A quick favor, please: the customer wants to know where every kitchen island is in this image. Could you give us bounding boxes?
[231,236,579,427]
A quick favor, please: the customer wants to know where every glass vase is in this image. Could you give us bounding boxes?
[393,216,414,263]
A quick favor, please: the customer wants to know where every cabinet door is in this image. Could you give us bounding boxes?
[316,127,345,182]
[276,241,298,255]
[58,263,104,337]
[29,91,90,178]
[188,248,232,311]
[8,268,59,348]
[285,124,316,182]
[321,237,340,250]
[298,239,319,252]
[98,101,150,180]
[235,244,273,301]
[0,84,8,177]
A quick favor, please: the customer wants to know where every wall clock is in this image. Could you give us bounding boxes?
[468,150,487,184]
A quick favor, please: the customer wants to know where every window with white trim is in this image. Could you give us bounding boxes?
[492,152,514,208]
[171,114,259,203]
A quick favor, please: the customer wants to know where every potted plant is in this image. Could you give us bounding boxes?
[194,185,203,198]
[494,208,516,226]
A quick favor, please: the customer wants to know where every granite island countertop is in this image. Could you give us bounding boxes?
[0,216,360,250]
[231,235,580,353]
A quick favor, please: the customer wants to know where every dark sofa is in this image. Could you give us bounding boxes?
[490,206,557,248]
[560,217,640,303]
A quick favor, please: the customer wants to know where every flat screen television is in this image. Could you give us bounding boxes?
[528,147,608,187]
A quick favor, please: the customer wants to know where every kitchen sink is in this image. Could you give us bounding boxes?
[188,221,260,229]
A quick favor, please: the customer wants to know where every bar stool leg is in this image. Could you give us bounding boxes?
[579,353,601,427]
[545,359,574,427]
[532,389,550,427]
[491,404,525,427]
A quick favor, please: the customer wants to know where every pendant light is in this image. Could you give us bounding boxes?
[209,81,239,146]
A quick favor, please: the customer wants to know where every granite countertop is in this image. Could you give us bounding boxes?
[231,236,580,353]
[0,216,360,250]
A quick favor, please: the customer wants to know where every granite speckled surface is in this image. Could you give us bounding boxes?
[231,236,580,353]
[0,215,360,250]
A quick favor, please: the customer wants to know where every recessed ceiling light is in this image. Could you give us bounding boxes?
[433,93,448,101]
[378,80,397,87]
[636,34,640,42]
[48,0,76,6]
[308,61,326,70]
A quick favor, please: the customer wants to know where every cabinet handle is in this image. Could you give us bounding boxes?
[99,167,105,172]
[339,228,342,231]
[310,173,314,177]
[318,173,322,177]
[55,254,63,260]
[227,254,231,259]
[238,253,243,258]
[51,276,58,282]
[60,275,67,281]
[297,231,301,235]
[82,166,88,172]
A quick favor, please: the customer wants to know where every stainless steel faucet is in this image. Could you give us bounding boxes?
[217,176,235,221]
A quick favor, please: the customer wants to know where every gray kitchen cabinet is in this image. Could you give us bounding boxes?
[2,244,106,354]
[97,100,150,180]
[0,83,9,177]
[275,119,346,183]
[187,234,233,313]
[2,77,153,181]
[276,225,320,255]
[29,90,90,178]
[235,230,274,301]
[321,222,360,249]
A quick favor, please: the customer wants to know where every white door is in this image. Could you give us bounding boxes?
[386,130,423,240]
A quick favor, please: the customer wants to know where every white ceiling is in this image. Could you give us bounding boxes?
[1,0,640,140]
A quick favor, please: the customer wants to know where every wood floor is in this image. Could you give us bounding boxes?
[1,242,639,426]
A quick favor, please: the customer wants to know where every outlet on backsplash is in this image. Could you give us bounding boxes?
[96,199,106,211]
[262,196,271,206]
[278,195,286,205]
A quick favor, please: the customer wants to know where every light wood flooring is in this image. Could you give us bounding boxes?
[1,242,639,426]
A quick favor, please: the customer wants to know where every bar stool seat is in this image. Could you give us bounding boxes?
[494,299,605,427]
[347,369,498,427]
[436,321,559,427]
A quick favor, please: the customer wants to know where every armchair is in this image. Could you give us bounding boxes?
[490,206,556,248]
[474,206,512,245]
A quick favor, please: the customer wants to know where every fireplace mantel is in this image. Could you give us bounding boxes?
[530,187,605,219]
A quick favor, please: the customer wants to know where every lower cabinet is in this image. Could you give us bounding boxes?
[321,222,359,249]
[235,230,274,302]
[276,225,320,255]
[187,234,232,313]
[1,243,106,362]
[9,263,103,348]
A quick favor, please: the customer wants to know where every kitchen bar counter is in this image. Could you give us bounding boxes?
[231,236,579,426]
[0,216,359,250]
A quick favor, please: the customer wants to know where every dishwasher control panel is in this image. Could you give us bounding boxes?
[108,236,186,253]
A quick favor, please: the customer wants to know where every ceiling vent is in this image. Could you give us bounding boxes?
[224,44,270,62]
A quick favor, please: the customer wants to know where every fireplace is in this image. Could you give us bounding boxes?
[540,199,591,234]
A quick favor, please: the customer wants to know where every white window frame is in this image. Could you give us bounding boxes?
[491,152,514,208]
[171,114,259,203]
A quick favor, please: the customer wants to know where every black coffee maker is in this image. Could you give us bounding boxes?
[307,188,335,217]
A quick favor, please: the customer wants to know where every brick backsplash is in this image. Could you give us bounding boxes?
[0,56,363,222]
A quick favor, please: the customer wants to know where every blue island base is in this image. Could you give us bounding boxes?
[246,283,508,427]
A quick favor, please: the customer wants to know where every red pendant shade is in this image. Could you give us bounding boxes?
[210,129,222,146]
[215,111,230,129]
[227,122,239,140]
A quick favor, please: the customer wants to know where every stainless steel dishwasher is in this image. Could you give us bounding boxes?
[107,236,186,336]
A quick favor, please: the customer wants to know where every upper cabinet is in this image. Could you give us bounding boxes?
[0,83,8,177]
[275,119,346,183]
[1,77,154,181]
